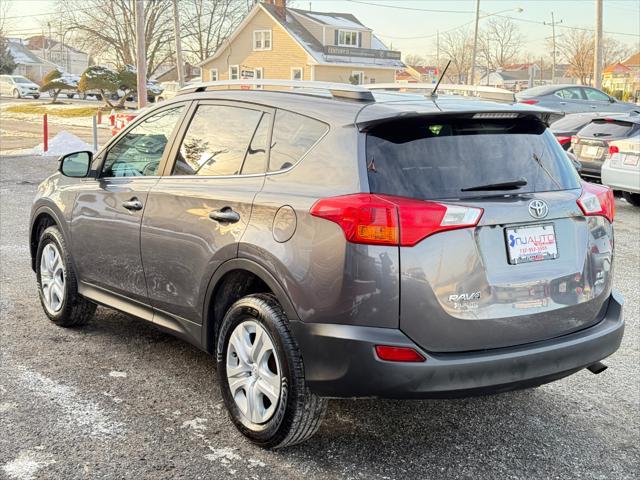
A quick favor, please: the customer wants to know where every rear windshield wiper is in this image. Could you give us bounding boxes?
[461,178,527,192]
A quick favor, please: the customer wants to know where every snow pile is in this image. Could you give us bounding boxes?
[31,131,93,156]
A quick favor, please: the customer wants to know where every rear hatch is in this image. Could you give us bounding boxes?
[573,118,637,177]
[366,114,614,352]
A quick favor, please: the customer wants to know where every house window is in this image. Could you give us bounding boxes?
[210,68,218,82]
[351,71,364,84]
[291,68,303,81]
[253,30,272,51]
[338,30,358,47]
[229,65,239,80]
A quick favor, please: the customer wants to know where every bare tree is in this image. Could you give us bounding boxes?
[438,28,473,83]
[602,37,633,67]
[56,0,174,77]
[478,17,524,70]
[179,0,248,64]
[403,54,428,67]
[555,29,594,85]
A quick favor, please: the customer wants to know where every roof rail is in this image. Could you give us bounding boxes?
[178,79,375,102]
[365,83,516,103]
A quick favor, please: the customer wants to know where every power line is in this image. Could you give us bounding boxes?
[345,0,473,14]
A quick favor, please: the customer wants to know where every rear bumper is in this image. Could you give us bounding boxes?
[291,290,624,399]
[601,165,640,194]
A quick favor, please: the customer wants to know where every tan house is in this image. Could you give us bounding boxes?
[198,0,402,85]
[602,53,640,102]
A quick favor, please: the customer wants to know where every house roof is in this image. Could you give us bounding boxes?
[410,65,437,75]
[26,35,87,55]
[623,52,640,67]
[288,7,369,30]
[603,62,632,74]
[7,40,48,66]
[197,2,403,69]
[489,69,531,81]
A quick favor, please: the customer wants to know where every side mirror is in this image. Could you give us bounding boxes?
[59,151,92,177]
[609,96,616,103]
[566,151,582,172]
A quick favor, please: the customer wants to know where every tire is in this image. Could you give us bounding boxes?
[623,192,640,207]
[33,95,40,99]
[217,294,327,449]
[13,89,20,99]
[67,93,75,99]
[36,226,96,327]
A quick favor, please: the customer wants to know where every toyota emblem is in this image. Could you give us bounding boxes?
[528,199,549,219]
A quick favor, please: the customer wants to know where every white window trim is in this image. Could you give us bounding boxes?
[338,29,358,47]
[351,71,364,85]
[291,67,303,81]
[229,65,239,80]
[210,68,218,82]
[253,29,272,51]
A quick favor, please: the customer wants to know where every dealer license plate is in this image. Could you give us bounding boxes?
[505,224,558,265]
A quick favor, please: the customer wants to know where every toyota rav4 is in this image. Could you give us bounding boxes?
[30,80,624,448]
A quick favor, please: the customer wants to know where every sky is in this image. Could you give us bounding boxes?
[3,0,639,60]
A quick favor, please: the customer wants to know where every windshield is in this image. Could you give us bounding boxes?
[12,76,33,84]
[366,116,581,200]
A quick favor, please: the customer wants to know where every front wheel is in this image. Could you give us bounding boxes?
[217,294,327,449]
[36,226,96,327]
[33,94,40,99]
[623,192,640,207]
[13,89,20,99]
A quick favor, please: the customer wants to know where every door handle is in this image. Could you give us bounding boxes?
[209,207,240,224]
[122,198,144,211]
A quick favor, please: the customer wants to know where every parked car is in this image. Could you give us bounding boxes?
[30,80,624,449]
[0,74,40,99]
[550,111,617,150]
[601,134,640,206]
[572,112,640,180]
[516,84,639,114]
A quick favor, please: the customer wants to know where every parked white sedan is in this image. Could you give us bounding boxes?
[601,135,640,206]
[0,74,40,99]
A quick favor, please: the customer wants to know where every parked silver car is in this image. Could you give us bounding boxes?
[602,134,640,206]
[0,74,40,99]
[517,84,638,114]
[30,80,624,448]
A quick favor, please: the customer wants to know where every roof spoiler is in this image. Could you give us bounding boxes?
[365,83,516,103]
[177,79,375,102]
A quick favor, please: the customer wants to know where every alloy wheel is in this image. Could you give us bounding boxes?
[40,243,66,314]
[226,320,281,424]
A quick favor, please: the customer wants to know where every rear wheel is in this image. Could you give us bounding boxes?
[623,192,640,207]
[217,294,327,449]
[36,226,96,327]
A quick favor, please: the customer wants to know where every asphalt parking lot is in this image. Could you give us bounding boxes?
[1,154,639,480]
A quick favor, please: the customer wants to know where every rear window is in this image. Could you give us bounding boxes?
[551,114,595,133]
[578,119,634,139]
[366,116,580,200]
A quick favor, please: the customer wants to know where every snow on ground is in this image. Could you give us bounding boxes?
[31,131,94,156]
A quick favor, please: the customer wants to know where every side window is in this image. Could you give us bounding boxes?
[241,113,271,175]
[102,106,185,177]
[173,104,263,176]
[268,110,328,172]
[555,88,583,100]
[584,88,610,101]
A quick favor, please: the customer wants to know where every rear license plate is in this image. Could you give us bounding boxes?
[505,224,558,265]
[582,145,600,158]
[623,154,639,166]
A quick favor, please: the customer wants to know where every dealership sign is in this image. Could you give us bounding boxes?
[324,46,401,60]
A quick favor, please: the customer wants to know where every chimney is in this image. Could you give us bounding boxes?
[265,0,286,18]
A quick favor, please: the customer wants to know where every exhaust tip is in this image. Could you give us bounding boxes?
[587,361,608,375]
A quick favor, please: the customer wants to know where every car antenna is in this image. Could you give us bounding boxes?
[431,60,451,98]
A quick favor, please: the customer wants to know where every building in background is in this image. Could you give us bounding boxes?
[25,36,89,76]
[198,0,403,85]
[603,52,640,102]
[154,63,201,83]
[5,39,59,83]
[395,65,438,83]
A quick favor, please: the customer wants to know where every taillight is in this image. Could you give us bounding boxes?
[571,135,578,145]
[577,181,615,223]
[519,99,538,105]
[608,145,619,155]
[310,194,483,247]
[556,136,571,146]
[375,345,425,362]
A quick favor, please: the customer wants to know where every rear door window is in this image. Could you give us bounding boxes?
[555,88,584,100]
[366,116,580,200]
[578,119,635,139]
[173,104,265,176]
[268,110,328,172]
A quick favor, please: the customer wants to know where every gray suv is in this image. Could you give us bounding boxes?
[30,81,624,449]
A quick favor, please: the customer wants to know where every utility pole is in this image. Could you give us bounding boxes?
[172,0,185,87]
[135,0,147,108]
[436,30,440,75]
[594,0,603,88]
[469,0,480,85]
[544,12,562,84]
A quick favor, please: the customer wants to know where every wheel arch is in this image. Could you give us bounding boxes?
[201,258,301,354]
[30,206,67,272]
